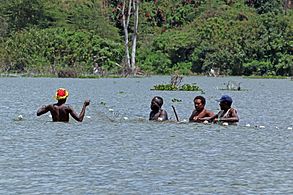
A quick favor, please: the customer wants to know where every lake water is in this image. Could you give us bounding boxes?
[0,76,292,194]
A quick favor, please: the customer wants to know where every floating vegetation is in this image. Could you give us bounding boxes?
[151,74,203,91]
[151,83,203,91]
[244,75,288,79]
[218,88,248,91]
[218,81,247,91]
[151,84,177,91]
[100,101,106,106]
[171,98,182,102]
[180,84,202,91]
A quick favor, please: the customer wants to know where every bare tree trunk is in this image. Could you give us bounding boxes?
[51,60,56,76]
[131,0,139,74]
[121,0,139,76]
[101,0,109,15]
[284,0,287,14]
[122,0,131,74]
[283,0,292,14]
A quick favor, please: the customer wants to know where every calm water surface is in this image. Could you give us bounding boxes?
[0,76,292,194]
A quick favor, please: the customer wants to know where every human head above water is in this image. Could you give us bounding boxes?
[151,96,164,111]
[194,95,206,106]
[152,96,163,106]
[218,95,233,107]
[54,88,69,101]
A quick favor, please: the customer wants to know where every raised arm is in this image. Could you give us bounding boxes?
[69,100,90,122]
[37,105,52,116]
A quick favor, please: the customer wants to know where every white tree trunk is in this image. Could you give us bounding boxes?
[131,0,139,74]
[122,0,131,70]
[121,0,139,75]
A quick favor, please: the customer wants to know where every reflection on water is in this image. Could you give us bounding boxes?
[0,77,292,194]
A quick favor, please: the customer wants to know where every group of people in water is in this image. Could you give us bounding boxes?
[149,94,239,124]
[37,88,239,124]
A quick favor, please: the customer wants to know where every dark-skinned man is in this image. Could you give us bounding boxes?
[207,95,239,124]
[189,95,214,123]
[149,96,168,121]
[37,88,90,122]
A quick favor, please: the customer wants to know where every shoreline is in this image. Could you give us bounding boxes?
[0,72,291,79]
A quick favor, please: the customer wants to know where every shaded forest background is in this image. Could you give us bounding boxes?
[0,0,292,76]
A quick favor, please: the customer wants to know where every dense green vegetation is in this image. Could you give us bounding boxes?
[151,83,203,91]
[0,0,292,77]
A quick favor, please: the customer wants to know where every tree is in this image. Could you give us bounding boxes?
[0,0,48,35]
[0,16,8,37]
[121,0,139,75]
[245,0,283,14]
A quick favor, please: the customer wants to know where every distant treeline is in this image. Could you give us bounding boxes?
[0,0,292,76]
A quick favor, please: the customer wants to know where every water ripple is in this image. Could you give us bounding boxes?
[0,77,292,194]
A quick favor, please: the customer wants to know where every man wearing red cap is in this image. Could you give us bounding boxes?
[37,88,90,122]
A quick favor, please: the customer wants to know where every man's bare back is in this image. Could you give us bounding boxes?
[37,88,90,122]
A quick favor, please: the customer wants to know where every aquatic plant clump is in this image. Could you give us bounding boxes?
[244,75,289,79]
[179,84,202,91]
[151,84,178,91]
[151,83,202,91]
[171,98,182,102]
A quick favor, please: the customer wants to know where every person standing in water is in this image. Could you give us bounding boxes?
[149,96,168,121]
[208,95,239,124]
[189,96,214,123]
[37,88,90,122]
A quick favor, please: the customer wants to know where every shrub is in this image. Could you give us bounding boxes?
[1,28,124,75]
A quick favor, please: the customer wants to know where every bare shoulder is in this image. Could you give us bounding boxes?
[64,104,75,112]
[162,109,167,114]
[46,104,54,110]
[230,107,237,113]
[61,104,72,109]
[52,103,72,111]
[205,109,214,116]
[229,108,238,117]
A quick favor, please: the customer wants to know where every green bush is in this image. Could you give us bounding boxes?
[0,28,123,75]
[171,62,193,75]
[138,7,292,76]
[138,50,172,74]
[0,0,292,76]
[151,83,202,91]
[243,60,274,75]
